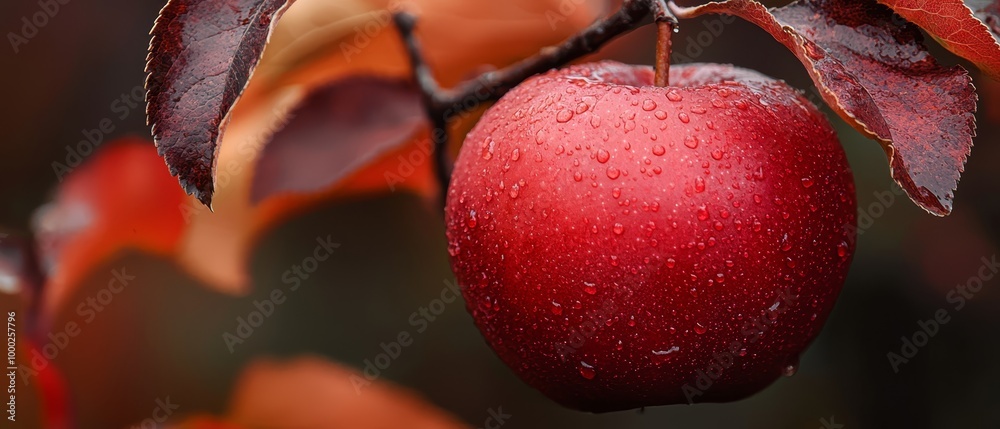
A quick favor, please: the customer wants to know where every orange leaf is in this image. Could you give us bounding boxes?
[167,356,469,429]
[174,0,608,294]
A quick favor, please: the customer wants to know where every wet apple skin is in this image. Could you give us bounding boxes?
[445,61,856,411]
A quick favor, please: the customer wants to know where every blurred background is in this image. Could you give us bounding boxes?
[1,0,999,428]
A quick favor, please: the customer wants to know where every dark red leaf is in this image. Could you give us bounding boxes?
[146,0,293,207]
[251,76,425,203]
[672,0,977,216]
[876,0,1000,80]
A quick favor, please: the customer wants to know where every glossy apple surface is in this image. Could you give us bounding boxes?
[445,61,856,411]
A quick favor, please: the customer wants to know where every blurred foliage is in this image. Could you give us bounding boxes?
[1,0,999,427]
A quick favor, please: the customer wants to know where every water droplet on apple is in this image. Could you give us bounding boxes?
[654,110,668,120]
[573,171,583,182]
[693,323,708,334]
[510,148,520,162]
[642,99,657,111]
[534,129,546,145]
[597,149,610,163]
[481,137,495,160]
[677,112,690,123]
[837,241,849,258]
[666,258,676,268]
[579,362,596,379]
[782,363,798,377]
[606,166,621,180]
[652,145,666,156]
[801,177,814,188]
[556,109,574,123]
[551,301,563,315]
[684,136,698,149]
[711,150,724,160]
[651,346,680,362]
[695,177,706,193]
[613,223,624,235]
[583,281,597,295]
[666,90,683,102]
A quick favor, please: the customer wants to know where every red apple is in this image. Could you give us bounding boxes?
[445,61,856,411]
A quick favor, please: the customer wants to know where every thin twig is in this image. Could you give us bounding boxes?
[651,0,676,86]
[393,0,678,206]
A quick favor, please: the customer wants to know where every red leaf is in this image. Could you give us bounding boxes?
[876,0,1000,80]
[672,0,977,216]
[31,138,187,319]
[146,0,294,207]
[251,76,426,203]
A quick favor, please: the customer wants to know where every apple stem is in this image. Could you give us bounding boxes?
[652,1,677,87]
[394,0,682,207]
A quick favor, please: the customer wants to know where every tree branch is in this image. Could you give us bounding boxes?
[393,0,676,206]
